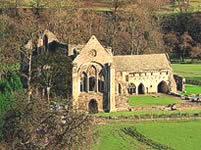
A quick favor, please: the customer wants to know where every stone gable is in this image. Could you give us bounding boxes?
[73,35,112,68]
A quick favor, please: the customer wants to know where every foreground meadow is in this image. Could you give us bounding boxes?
[93,120,201,150]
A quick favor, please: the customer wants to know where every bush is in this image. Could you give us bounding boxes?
[0,72,22,114]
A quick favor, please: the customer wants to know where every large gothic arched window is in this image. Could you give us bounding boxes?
[98,71,104,93]
[79,64,106,93]
[80,72,87,92]
[88,66,97,92]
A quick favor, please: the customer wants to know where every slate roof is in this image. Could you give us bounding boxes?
[113,54,171,72]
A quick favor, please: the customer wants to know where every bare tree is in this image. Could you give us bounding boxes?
[20,33,39,102]
[122,0,164,55]
[190,45,201,61]
[179,31,193,61]
[1,91,93,150]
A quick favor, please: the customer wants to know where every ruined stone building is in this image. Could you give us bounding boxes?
[24,30,178,113]
[69,35,177,113]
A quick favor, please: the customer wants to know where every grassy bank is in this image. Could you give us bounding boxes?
[1,0,201,14]
[172,64,201,84]
[93,120,201,150]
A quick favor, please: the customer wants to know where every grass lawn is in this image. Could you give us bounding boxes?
[184,84,201,95]
[93,120,201,150]
[172,64,201,83]
[136,120,201,150]
[93,122,150,150]
[128,95,181,106]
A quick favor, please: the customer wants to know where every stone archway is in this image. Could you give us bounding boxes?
[88,99,98,113]
[138,83,145,94]
[128,83,136,95]
[158,81,169,93]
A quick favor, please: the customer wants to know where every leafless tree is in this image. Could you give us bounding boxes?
[1,91,93,150]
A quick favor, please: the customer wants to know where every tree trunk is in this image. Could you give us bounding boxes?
[47,87,51,104]
[27,53,32,102]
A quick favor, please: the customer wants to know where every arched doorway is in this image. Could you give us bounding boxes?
[158,81,169,93]
[88,99,98,113]
[138,83,145,94]
[128,83,136,95]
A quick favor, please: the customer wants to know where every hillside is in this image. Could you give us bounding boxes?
[1,0,201,13]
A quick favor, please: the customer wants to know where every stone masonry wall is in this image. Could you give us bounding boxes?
[77,92,104,112]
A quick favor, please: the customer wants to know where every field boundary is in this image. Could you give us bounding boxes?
[96,116,201,123]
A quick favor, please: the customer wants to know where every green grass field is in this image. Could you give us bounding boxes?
[172,64,201,95]
[93,121,150,150]
[93,120,201,150]
[184,84,201,95]
[172,64,201,83]
[128,95,181,106]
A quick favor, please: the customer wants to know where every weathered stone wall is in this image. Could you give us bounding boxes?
[72,36,113,112]
[174,74,185,91]
[77,92,104,112]
[115,96,129,111]
[169,72,177,93]
[115,70,174,95]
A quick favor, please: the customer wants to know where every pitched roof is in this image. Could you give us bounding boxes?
[113,54,171,72]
